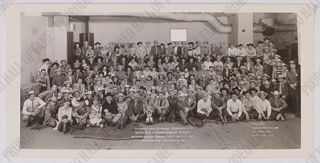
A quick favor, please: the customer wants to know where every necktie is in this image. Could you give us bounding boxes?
[31,99,35,112]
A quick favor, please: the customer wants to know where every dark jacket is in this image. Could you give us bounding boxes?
[126,99,144,117]
[102,100,118,116]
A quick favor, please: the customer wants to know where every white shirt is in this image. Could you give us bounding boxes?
[252,95,263,113]
[204,61,214,70]
[197,99,212,115]
[226,99,243,116]
[39,64,49,73]
[246,48,257,56]
[213,61,224,69]
[227,47,239,56]
[22,97,46,115]
[259,99,272,117]
[238,48,247,57]
[57,106,72,121]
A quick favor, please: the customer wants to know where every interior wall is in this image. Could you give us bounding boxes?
[237,13,254,45]
[72,21,85,43]
[21,15,69,86]
[20,15,48,85]
[89,20,229,45]
[253,13,297,47]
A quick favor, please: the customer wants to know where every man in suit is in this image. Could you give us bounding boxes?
[167,89,178,122]
[150,40,161,61]
[126,91,145,122]
[173,42,182,58]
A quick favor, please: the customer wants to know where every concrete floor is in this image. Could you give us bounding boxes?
[20,115,300,149]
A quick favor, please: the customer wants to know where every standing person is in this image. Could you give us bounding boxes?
[136,42,147,64]
[81,41,89,57]
[227,43,239,57]
[246,43,257,57]
[37,69,50,93]
[53,100,73,134]
[75,44,82,60]
[287,61,299,117]
[22,90,46,128]
[150,40,161,60]
[39,58,50,74]
[197,91,213,123]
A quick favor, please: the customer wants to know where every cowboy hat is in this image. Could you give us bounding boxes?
[272,91,281,95]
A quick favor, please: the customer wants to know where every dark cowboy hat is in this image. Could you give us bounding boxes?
[247,43,254,47]
[220,88,229,93]
[231,90,239,96]
[105,92,113,97]
[42,58,50,62]
[167,42,172,45]
[95,42,101,45]
[139,86,147,91]
[242,90,251,95]
[232,87,241,94]
[52,62,59,67]
[249,88,258,92]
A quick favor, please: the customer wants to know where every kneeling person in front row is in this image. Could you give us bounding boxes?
[53,100,73,134]
[226,91,246,122]
[197,91,213,123]
[242,90,259,120]
[22,90,46,128]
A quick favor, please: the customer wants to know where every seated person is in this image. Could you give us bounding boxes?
[72,98,90,129]
[102,92,118,125]
[258,91,272,120]
[226,91,246,122]
[22,90,46,128]
[197,91,213,123]
[211,90,227,125]
[154,91,169,122]
[185,89,197,118]
[269,91,288,121]
[167,89,178,122]
[113,93,129,129]
[54,100,73,134]
[126,91,145,122]
[88,98,104,128]
[176,91,189,125]
[241,90,257,120]
[43,97,58,127]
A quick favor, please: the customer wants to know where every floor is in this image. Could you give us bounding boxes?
[20,114,301,149]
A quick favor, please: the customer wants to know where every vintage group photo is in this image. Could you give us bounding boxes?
[20,12,301,149]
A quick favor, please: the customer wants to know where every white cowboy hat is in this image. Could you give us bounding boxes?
[272,91,281,95]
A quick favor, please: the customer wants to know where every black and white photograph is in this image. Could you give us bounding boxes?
[19,11,301,150]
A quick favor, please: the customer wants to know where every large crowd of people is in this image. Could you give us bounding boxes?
[21,38,300,134]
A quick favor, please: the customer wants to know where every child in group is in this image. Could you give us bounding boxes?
[88,98,104,128]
